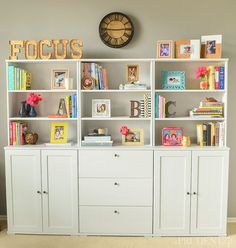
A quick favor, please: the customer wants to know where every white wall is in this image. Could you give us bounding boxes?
[0,0,236,216]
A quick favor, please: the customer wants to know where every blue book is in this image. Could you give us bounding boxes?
[75,94,77,118]
[8,65,15,90]
[155,93,159,118]
[72,94,76,118]
[219,66,224,89]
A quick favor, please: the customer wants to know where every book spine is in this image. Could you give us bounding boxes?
[219,122,225,147]
[9,122,13,145]
[206,123,211,146]
[20,123,23,145]
[196,124,203,146]
[75,94,77,118]
[8,65,15,90]
[155,93,159,118]
[69,96,72,118]
[16,68,20,90]
[12,122,16,145]
[66,96,70,118]
[215,66,219,89]
[203,124,207,146]
[102,69,107,89]
[219,66,224,89]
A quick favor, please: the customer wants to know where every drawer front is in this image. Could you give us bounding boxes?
[80,206,152,234]
[79,178,152,206]
[79,150,153,178]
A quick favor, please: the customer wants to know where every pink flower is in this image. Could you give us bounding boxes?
[196,66,209,79]
[120,126,129,136]
[26,93,42,106]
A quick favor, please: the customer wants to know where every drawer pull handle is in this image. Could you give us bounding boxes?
[114,154,119,158]
[114,210,119,214]
[114,182,119,186]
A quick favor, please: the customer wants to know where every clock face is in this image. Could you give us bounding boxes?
[99,12,134,48]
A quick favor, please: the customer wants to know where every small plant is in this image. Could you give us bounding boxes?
[196,66,209,80]
[120,126,129,136]
[26,93,42,106]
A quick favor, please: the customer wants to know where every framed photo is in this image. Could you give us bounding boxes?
[92,99,111,118]
[126,65,139,82]
[50,122,68,144]
[122,128,144,145]
[161,71,185,90]
[51,69,69,89]
[157,40,174,59]
[175,40,200,59]
[81,76,95,90]
[201,35,222,58]
[162,127,183,146]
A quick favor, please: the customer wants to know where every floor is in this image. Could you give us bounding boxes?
[1,221,236,248]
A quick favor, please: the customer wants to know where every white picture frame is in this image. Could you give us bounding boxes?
[92,99,111,118]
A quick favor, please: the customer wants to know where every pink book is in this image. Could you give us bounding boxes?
[20,123,23,145]
[9,122,13,145]
[215,66,219,89]
[12,122,16,145]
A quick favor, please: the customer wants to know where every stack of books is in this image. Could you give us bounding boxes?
[155,93,166,118]
[82,135,113,146]
[8,65,32,90]
[190,100,223,118]
[9,122,27,145]
[124,81,147,90]
[140,93,151,118]
[82,63,107,90]
[214,66,225,90]
[197,122,224,147]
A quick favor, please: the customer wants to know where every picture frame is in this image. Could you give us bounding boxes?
[157,40,174,59]
[51,69,69,89]
[122,128,144,145]
[81,76,95,90]
[92,99,111,118]
[126,64,139,82]
[201,35,222,58]
[161,71,185,90]
[50,122,68,144]
[175,39,200,59]
[162,127,183,146]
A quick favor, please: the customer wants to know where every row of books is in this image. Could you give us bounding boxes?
[8,65,32,90]
[9,122,27,145]
[82,135,113,146]
[197,122,224,147]
[213,66,224,90]
[82,63,107,90]
[155,93,166,118]
[190,99,223,118]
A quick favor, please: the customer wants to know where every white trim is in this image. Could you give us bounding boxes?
[227,217,236,223]
[0,215,7,221]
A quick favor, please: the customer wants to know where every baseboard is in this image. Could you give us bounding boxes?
[227,217,236,223]
[0,215,7,221]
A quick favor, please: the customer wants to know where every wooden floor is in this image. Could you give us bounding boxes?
[1,221,236,248]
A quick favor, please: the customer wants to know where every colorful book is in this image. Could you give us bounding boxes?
[219,66,225,89]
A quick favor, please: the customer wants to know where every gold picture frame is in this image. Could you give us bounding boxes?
[122,128,144,145]
[126,64,139,82]
[50,122,68,144]
[51,69,69,89]
[157,40,174,59]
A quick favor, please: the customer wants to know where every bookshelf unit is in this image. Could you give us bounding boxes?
[4,58,230,236]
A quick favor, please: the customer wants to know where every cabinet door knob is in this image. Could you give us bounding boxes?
[43,191,48,194]
[114,154,119,158]
[114,210,119,214]
[193,192,198,195]
[114,182,119,186]
[37,191,41,194]
[187,192,191,195]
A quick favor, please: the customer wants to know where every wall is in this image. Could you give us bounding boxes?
[0,0,236,216]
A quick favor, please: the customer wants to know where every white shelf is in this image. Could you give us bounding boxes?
[155,90,225,93]
[155,117,225,121]
[8,90,77,93]
[82,117,151,121]
[155,58,229,62]
[81,89,151,93]
[9,117,78,121]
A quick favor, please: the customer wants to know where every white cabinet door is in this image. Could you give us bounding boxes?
[41,150,78,234]
[191,150,229,235]
[154,151,191,235]
[5,150,42,233]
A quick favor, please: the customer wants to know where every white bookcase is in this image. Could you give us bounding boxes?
[5,58,228,148]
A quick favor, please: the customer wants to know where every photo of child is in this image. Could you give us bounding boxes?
[162,128,183,146]
[54,126,64,140]
[160,43,170,57]
[97,103,106,113]
[206,40,216,54]
[127,65,139,82]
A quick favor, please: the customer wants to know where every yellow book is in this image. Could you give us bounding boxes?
[197,124,203,146]
[211,123,215,146]
[24,71,27,90]
[19,70,22,90]
[66,96,70,118]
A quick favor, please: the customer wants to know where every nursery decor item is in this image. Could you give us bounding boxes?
[162,127,183,146]
[19,101,28,117]
[92,99,111,118]
[26,93,42,117]
[120,126,144,145]
[126,65,139,82]
[157,40,174,59]
[24,132,38,145]
[182,136,191,147]
[196,66,209,90]
[201,35,222,58]
[161,71,185,90]
[130,100,141,117]
[51,69,69,89]
[50,122,68,144]
[57,98,68,116]
[175,39,200,59]
[165,101,176,118]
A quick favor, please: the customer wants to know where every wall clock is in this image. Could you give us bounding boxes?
[99,12,134,48]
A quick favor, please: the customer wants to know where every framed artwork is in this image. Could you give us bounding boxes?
[51,69,69,89]
[157,40,174,59]
[92,99,111,118]
[162,127,183,146]
[201,35,222,58]
[50,122,68,144]
[175,39,200,59]
[122,128,144,145]
[81,76,95,90]
[161,71,185,90]
[126,64,139,82]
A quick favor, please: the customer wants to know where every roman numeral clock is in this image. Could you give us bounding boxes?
[99,12,134,48]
